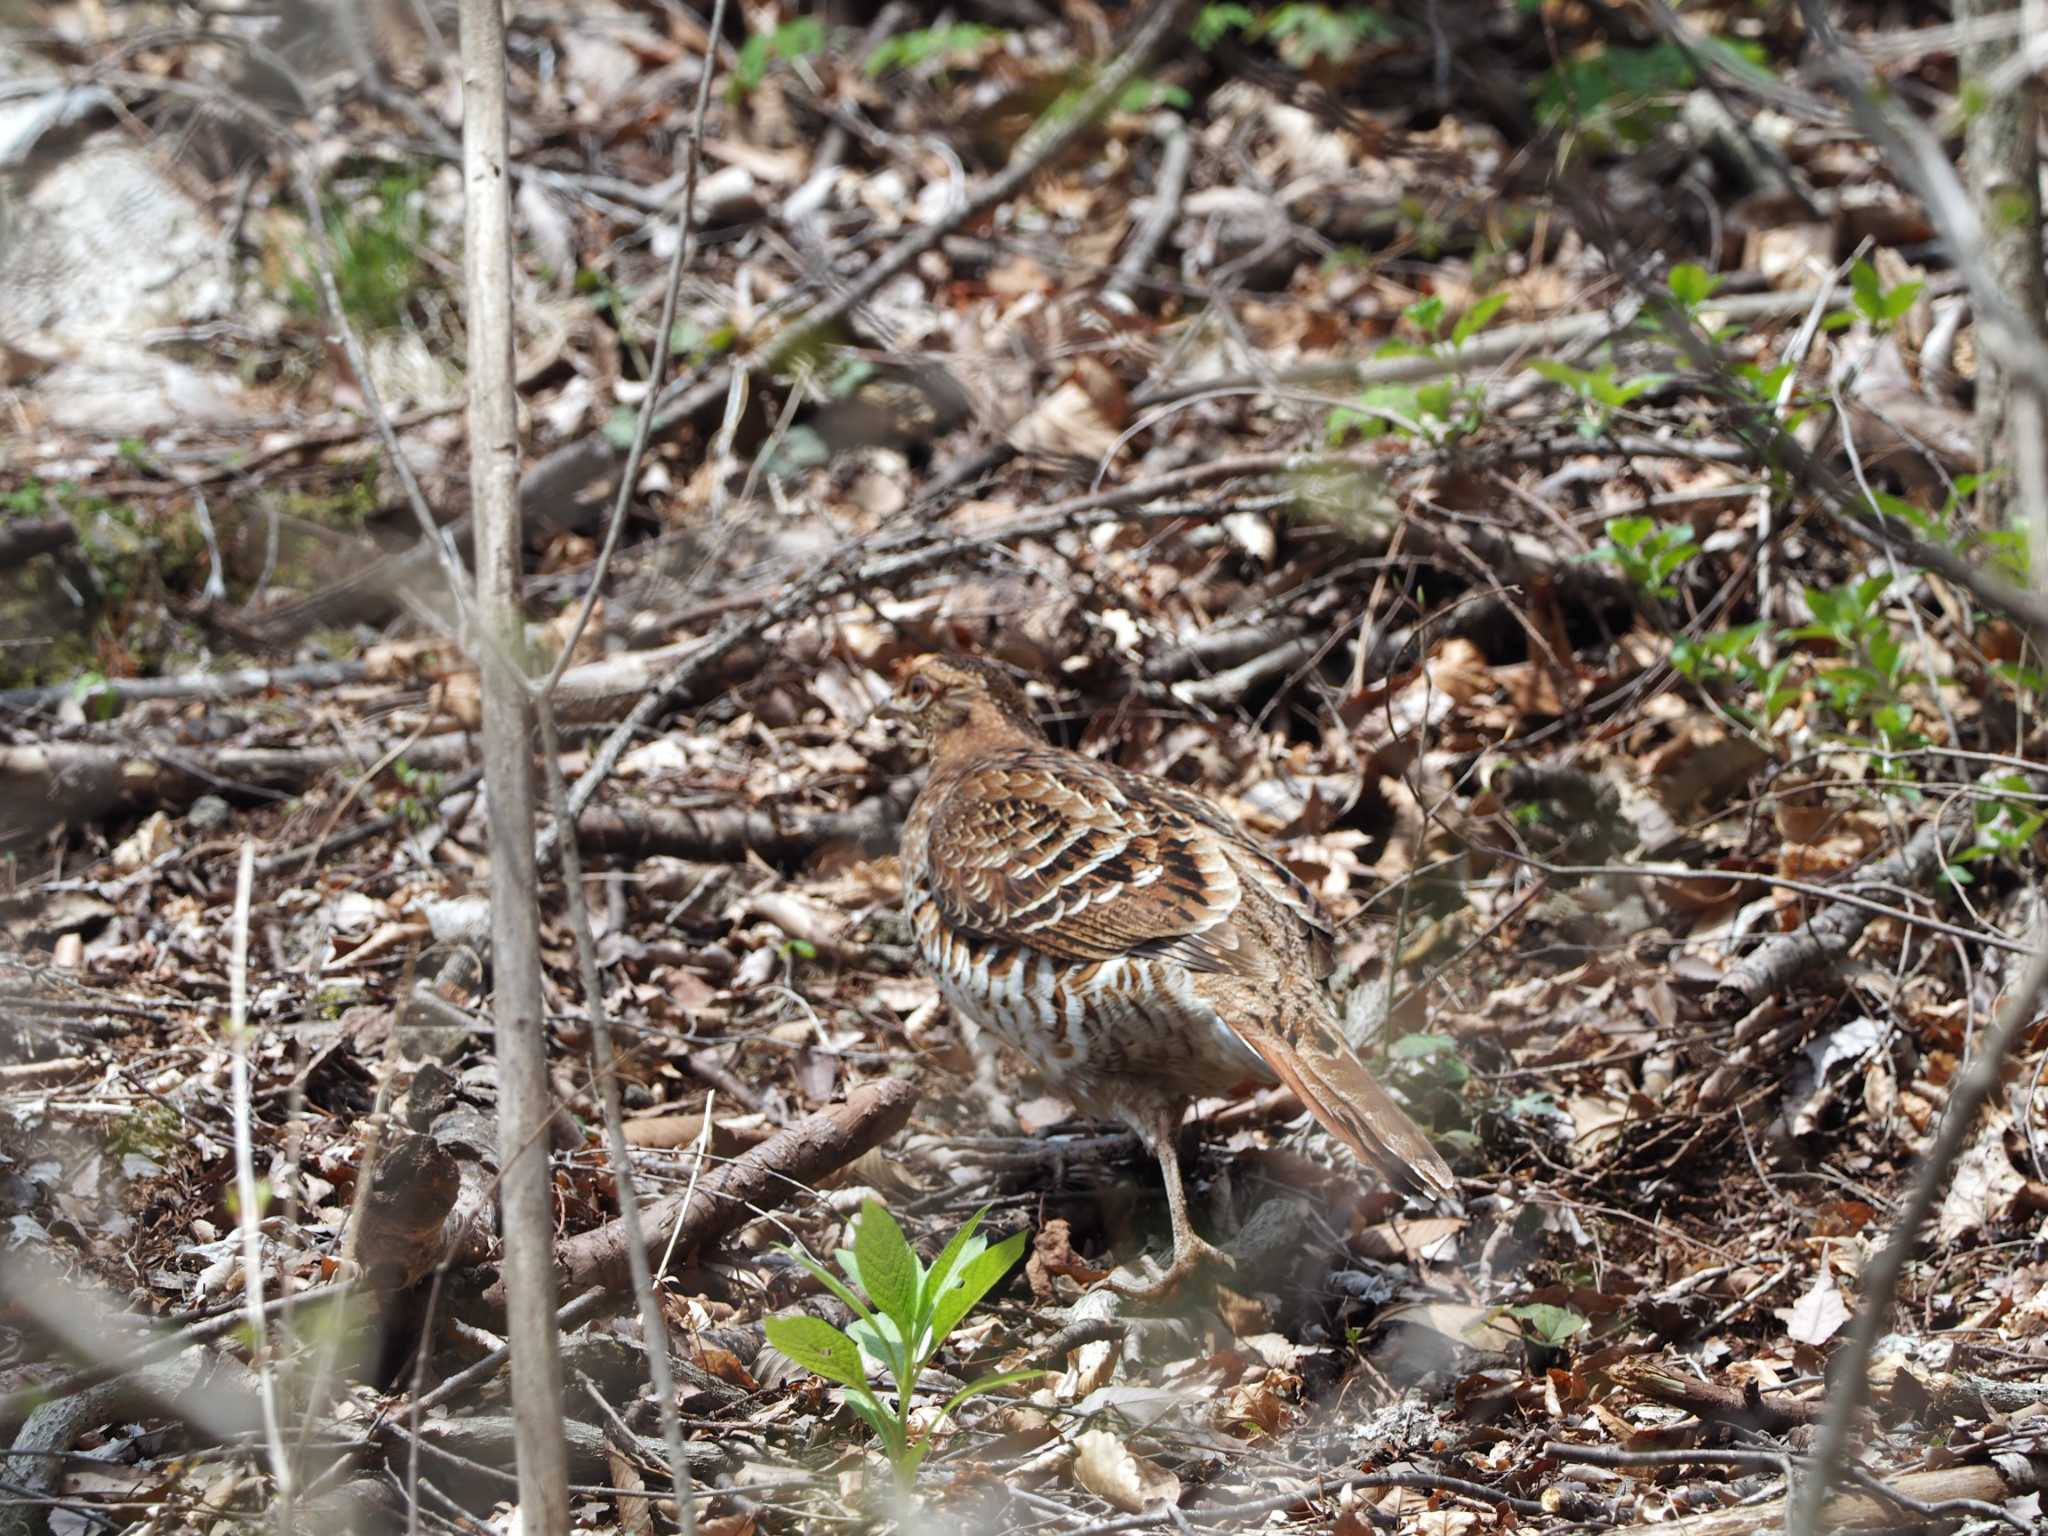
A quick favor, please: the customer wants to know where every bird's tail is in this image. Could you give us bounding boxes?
[1242,996,1460,1205]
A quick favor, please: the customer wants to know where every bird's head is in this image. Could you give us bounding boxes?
[886,653,1045,753]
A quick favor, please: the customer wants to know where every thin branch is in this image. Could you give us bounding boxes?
[537,0,733,700]
[458,0,569,1526]
[227,842,293,1527]
[537,703,697,1536]
[1788,926,2048,1535]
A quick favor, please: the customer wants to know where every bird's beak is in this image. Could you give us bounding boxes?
[872,691,910,726]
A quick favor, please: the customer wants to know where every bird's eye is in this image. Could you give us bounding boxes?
[905,676,935,709]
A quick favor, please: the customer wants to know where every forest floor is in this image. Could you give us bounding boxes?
[3,1,2048,1533]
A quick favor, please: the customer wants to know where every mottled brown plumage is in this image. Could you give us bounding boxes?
[894,654,1456,1296]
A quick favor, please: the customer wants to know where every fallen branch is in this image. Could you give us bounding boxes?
[0,518,77,567]
[514,1077,919,1304]
[1710,803,1974,1016]
[1595,1458,2045,1536]
[1601,1358,1822,1432]
[1128,284,1940,409]
[0,660,371,715]
[0,734,475,834]
[572,775,920,866]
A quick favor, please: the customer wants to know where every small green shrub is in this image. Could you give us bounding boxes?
[287,171,431,331]
[734,16,826,95]
[866,23,1001,76]
[765,1201,1036,1491]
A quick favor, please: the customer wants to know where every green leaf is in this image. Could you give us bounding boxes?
[1402,294,1446,337]
[1193,2,1255,47]
[782,1244,882,1334]
[1666,262,1719,309]
[1506,1302,1589,1346]
[847,1311,910,1384]
[918,1205,990,1322]
[866,22,1001,75]
[766,1315,868,1389]
[928,1229,1028,1345]
[1389,1031,1458,1060]
[1881,280,1923,322]
[1450,291,1507,347]
[853,1200,921,1331]
[935,1368,1047,1425]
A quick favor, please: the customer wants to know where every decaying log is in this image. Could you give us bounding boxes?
[515,1077,919,1304]
[1598,1456,2046,1536]
[572,775,920,866]
[1711,796,1974,1016]
[1,1348,264,1536]
[0,734,476,836]
[0,517,78,567]
[1603,1358,1823,1433]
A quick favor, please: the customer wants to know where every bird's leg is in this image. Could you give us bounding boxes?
[1107,1102,1235,1300]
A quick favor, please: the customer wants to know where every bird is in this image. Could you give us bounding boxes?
[890,653,1458,1298]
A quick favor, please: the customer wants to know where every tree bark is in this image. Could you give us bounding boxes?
[459,0,570,1525]
[1959,0,2045,531]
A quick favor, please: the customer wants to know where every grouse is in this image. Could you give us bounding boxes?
[893,653,1457,1296]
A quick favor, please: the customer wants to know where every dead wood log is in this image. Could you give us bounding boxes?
[1,1348,265,1536]
[1603,1358,1823,1433]
[347,1131,464,1294]
[1595,1457,2047,1536]
[0,660,371,714]
[0,518,77,567]
[1710,796,1975,1017]
[572,774,920,866]
[0,734,475,836]
[508,1076,918,1304]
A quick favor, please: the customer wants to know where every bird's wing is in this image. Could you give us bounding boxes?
[921,751,1263,974]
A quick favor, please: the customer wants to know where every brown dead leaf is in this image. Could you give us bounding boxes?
[1354,1215,1466,1264]
[1213,1285,1270,1337]
[1221,1370,1296,1436]
[1937,1113,2026,1245]
[987,253,1055,297]
[1006,357,1128,462]
[1027,1219,1109,1300]
[1072,1429,1180,1513]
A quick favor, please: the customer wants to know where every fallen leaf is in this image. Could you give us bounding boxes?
[1783,1272,1850,1346]
[1072,1429,1180,1513]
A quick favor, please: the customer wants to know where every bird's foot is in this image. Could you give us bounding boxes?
[1106,1236,1236,1302]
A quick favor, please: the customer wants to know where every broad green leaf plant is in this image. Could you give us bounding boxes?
[764,1201,1036,1491]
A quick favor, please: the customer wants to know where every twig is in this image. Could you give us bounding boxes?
[1104,125,1191,306]
[0,660,372,716]
[538,702,697,1535]
[1487,850,2036,956]
[519,1078,919,1302]
[537,0,733,702]
[1789,926,2048,1536]
[226,842,293,1528]
[458,0,569,1524]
